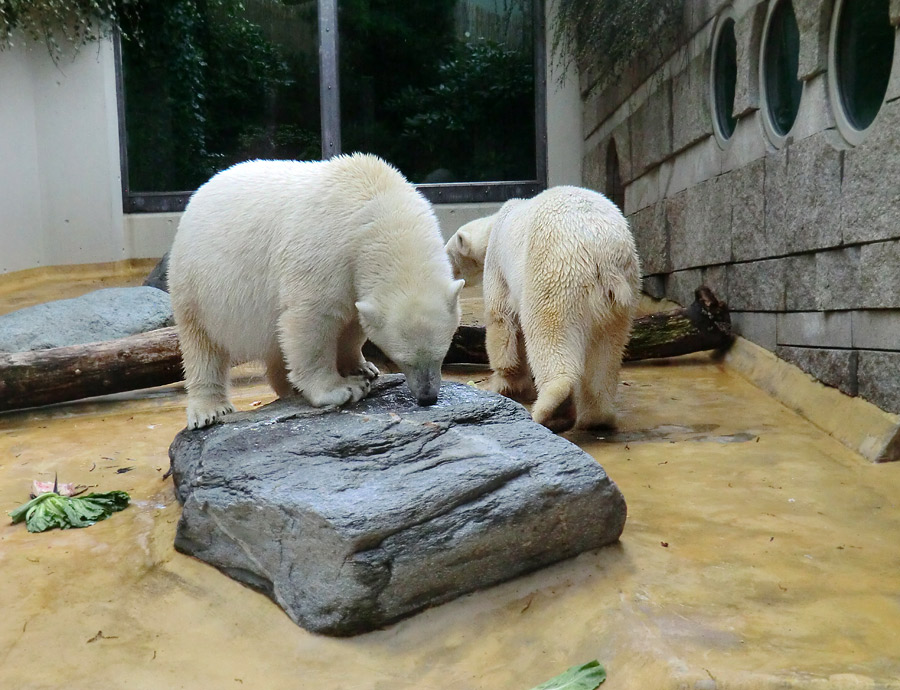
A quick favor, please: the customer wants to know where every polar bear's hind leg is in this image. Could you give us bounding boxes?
[485,308,536,403]
[575,310,632,429]
[524,312,582,433]
[265,350,295,399]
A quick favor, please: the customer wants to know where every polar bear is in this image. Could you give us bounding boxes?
[168,153,464,429]
[445,186,640,432]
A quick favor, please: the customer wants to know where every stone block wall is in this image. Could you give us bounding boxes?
[581,0,900,413]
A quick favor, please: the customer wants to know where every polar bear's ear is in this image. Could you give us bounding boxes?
[355,301,382,330]
[455,230,473,257]
[448,279,465,305]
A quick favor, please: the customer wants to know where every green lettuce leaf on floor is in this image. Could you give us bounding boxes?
[8,491,130,533]
[528,660,607,690]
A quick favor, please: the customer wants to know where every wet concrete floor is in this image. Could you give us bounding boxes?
[1,274,899,689]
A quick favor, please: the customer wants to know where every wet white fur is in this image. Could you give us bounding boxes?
[446,186,641,431]
[169,153,463,429]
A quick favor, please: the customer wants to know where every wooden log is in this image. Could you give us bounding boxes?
[437,285,733,364]
[622,286,733,361]
[0,287,732,412]
[0,327,183,413]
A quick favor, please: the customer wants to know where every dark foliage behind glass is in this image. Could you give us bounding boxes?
[121,0,321,192]
[836,0,894,130]
[713,17,737,139]
[339,0,536,184]
[763,0,802,136]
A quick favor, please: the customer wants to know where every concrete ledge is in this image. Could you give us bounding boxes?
[724,337,900,462]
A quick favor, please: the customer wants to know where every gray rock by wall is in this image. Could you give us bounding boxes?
[169,375,627,636]
[0,286,174,352]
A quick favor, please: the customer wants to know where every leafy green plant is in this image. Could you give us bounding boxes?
[552,0,686,88]
[9,490,130,533]
[0,0,134,58]
[528,660,607,690]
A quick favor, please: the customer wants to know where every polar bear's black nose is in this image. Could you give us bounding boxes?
[417,392,438,406]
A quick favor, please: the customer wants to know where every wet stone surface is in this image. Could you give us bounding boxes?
[168,374,627,636]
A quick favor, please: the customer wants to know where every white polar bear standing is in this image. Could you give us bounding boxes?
[445,186,641,432]
[168,153,464,429]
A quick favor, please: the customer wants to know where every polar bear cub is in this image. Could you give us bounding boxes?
[445,186,641,432]
[168,153,464,429]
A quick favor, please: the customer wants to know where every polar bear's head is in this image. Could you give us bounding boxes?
[356,279,464,406]
[444,215,495,286]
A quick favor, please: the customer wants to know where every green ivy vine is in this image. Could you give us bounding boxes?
[552,0,686,87]
[0,0,131,57]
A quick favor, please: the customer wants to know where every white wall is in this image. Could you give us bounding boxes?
[0,36,124,275]
[0,42,43,274]
[545,0,583,189]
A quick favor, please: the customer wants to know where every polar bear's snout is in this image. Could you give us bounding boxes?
[400,363,442,406]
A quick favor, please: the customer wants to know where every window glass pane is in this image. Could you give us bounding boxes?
[121,0,321,192]
[713,18,737,139]
[763,0,802,136]
[836,0,894,131]
[338,0,537,184]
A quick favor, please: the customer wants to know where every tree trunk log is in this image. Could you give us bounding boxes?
[437,285,733,364]
[622,286,733,361]
[0,287,732,413]
[0,328,183,413]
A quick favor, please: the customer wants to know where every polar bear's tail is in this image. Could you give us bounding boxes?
[602,249,642,312]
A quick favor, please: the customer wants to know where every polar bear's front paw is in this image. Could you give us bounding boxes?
[357,360,380,381]
[304,375,371,407]
[186,398,236,430]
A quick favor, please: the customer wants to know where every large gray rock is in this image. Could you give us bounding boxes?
[0,287,174,352]
[169,375,627,637]
[143,252,169,292]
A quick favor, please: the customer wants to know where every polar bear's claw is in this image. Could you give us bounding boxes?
[358,361,380,381]
[186,399,236,430]
[346,375,372,402]
[304,375,371,407]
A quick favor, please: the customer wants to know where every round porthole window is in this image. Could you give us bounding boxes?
[760,0,803,144]
[829,0,895,144]
[711,11,738,146]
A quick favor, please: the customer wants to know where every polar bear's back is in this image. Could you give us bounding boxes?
[168,154,420,361]
[492,185,641,313]
[515,186,632,258]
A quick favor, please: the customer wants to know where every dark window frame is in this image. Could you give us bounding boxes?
[115,0,548,214]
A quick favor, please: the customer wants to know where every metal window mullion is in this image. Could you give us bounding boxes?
[318,0,341,159]
[533,0,548,187]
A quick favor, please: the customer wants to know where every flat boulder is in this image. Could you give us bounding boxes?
[0,287,173,352]
[169,375,626,636]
